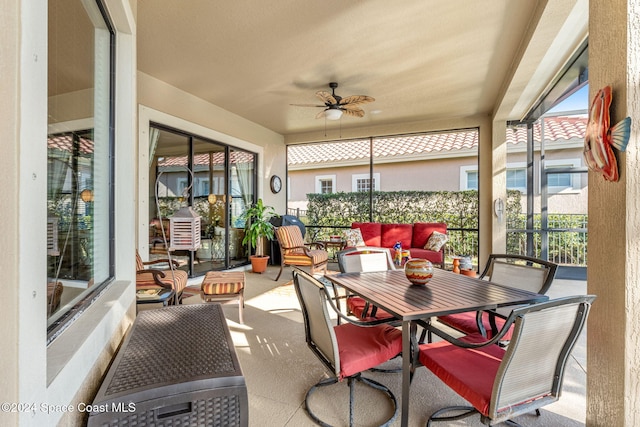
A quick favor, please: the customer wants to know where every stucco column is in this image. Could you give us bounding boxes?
[587,0,640,425]
[481,119,507,267]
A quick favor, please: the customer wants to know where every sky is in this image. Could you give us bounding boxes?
[548,84,589,113]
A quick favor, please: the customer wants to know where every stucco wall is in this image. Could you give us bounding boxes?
[288,146,586,215]
[587,0,640,425]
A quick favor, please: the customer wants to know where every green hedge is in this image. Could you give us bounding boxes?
[305,190,522,258]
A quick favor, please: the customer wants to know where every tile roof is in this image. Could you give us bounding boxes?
[158,151,255,168]
[288,115,586,166]
[47,134,94,154]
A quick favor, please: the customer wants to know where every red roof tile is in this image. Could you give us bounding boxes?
[289,116,586,166]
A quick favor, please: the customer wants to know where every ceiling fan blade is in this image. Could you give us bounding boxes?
[315,110,328,119]
[341,103,367,111]
[342,108,365,118]
[316,91,337,105]
[290,103,326,107]
[339,95,375,106]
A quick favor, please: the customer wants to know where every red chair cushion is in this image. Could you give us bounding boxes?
[352,222,382,247]
[418,334,506,416]
[346,296,395,320]
[334,322,402,379]
[408,248,444,264]
[412,222,447,249]
[380,223,413,249]
[438,312,512,340]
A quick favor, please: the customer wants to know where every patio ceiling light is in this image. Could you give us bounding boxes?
[324,108,343,121]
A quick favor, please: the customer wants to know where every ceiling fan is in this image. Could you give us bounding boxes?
[291,82,375,120]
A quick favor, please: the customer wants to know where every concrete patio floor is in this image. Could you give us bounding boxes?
[164,263,588,426]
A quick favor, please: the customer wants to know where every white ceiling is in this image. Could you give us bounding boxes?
[136,0,588,137]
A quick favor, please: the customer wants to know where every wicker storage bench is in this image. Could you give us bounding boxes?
[88,304,247,426]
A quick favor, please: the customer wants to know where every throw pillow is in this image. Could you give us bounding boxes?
[424,231,448,251]
[343,228,365,247]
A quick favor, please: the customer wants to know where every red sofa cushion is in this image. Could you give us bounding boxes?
[334,322,402,379]
[418,334,506,416]
[409,248,444,264]
[380,223,413,249]
[412,222,448,249]
[352,222,382,247]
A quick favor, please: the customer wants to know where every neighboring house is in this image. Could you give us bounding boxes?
[287,114,587,215]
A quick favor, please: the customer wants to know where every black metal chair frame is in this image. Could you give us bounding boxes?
[422,253,559,344]
[419,295,595,426]
[292,267,400,427]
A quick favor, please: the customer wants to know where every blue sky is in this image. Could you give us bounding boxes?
[549,84,589,113]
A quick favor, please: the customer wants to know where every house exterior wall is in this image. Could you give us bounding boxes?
[288,144,586,215]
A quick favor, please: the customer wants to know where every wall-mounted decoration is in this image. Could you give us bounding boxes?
[583,86,631,182]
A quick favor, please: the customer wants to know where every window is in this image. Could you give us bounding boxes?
[544,159,582,193]
[315,174,336,194]
[460,166,478,190]
[47,0,115,339]
[352,173,380,192]
[507,166,527,191]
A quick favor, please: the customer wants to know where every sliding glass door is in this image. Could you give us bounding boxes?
[149,124,257,275]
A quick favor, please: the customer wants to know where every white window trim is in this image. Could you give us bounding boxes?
[315,174,336,194]
[544,158,582,194]
[352,173,380,192]
[460,165,477,190]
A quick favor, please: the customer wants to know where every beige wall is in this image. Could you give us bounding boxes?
[1,0,21,424]
[288,146,586,214]
[588,0,640,425]
[136,73,288,253]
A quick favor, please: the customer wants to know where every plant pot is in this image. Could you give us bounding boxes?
[196,239,213,261]
[250,255,270,273]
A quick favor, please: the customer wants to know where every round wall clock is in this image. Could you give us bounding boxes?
[270,175,282,193]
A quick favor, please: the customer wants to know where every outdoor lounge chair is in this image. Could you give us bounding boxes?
[135,250,188,304]
[336,246,398,321]
[433,254,558,343]
[274,225,328,281]
[292,267,402,427]
[419,295,595,426]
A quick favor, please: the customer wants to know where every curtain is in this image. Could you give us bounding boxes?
[149,127,160,166]
[233,151,254,210]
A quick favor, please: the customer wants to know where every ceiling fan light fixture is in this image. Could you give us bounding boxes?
[324,108,343,121]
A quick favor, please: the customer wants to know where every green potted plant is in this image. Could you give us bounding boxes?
[241,198,278,273]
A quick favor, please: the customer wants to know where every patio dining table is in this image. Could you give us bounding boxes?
[324,268,549,427]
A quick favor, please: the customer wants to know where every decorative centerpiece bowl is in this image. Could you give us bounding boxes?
[404,258,434,285]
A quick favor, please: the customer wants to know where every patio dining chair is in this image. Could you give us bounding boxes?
[432,254,558,343]
[336,247,398,322]
[274,225,328,281]
[292,267,403,427]
[419,295,595,426]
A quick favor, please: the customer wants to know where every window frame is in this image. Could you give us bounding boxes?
[544,158,582,194]
[46,0,116,343]
[352,172,380,192]
[315,174,336,194]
